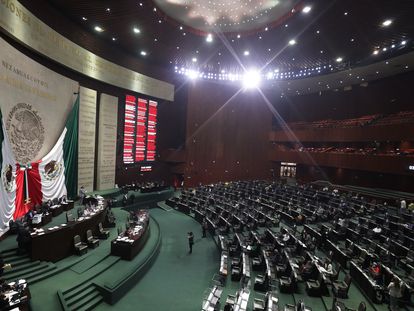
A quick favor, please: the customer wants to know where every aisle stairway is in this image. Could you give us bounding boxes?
[1,248,57,284]
[59,282,103,311]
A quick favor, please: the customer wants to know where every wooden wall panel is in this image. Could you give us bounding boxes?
[184,82,272,186]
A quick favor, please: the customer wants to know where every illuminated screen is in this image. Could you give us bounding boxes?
[123,96,158,163]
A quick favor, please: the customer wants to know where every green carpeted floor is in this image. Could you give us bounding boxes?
[96,208,220,311]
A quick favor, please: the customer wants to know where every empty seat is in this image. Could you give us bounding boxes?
[253,298,266,311]
[306,274,323,297]
[333,274,352,298]
[86,229,99,248]
[74,235,88,255]
[98,222,110,239]
[254,274,267,292]
[66,212,75,222]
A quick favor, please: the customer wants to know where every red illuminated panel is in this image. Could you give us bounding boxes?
[135,98,148,162]
[123,95,136,164]
[146,100,157,161]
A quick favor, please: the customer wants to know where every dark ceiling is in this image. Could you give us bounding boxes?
[44,0,414,79]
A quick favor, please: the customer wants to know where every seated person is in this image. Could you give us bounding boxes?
[372,226,382,235]
[300,260,315,280]
[370,262,383,284]
[0,293,8,309]
[319,259,334,277]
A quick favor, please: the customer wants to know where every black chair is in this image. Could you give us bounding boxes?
[74,235,88,255]
[254,274,267,292]
[306,274,323,297]
[98,222,110,239]
[66,212,75,222]
[333,274,352,298]
[86,230,99,248]
[279,271,296,293]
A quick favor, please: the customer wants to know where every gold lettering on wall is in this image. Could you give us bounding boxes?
[0,0,174,101]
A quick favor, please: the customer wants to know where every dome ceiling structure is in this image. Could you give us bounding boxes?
[38,0,414,92]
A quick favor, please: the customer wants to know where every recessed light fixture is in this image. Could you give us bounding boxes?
[289,39,296,46]
[401,40,407,45]
[179,26,183,30]
[206,33,213,42]
[285,24,288,28]
[140,51,147,56]
[373,50,379,55]
[336,57,343,62]
[153,7,157,12]
[192,57,197,62]
[265,27,268,31]
[139,2,143,6]
[82,17,87,21]
[237,34,241,38]
[94,26,104,32]
[344,12,348,16]
[133,27,141,34]
[302,6,312,13]
[382,47,387,51]
[391,44,395,48]
[316,30,320,34]
[106,8,110,12]
[244,50,250,56]
[382,19,393,27]
[350,38,355,42]
[112,37,116,41]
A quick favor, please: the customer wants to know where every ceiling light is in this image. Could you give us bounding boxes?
[94,26,104,32]
[243,69,261,89]
[153,7,157,12]
[289,39,296,46]
[336,57,343,62]
[344,12,348,16]
[285,24,288,27]
[391,44,395,48]
[373,50,379,55]
[112,37,116,41]
[266,72,274,79]
[179,26,183,30]
[382,19,393,27]
[106,8,110,12]
[243,50,250,56]
[316,30,320,34]
[140,51,147,56]
[206,33,213,42]
[237,34,241,38]
[302,6,312,14]
[192,57,197,63]
[265,27,268,31]
[382,47,387,51]
[401,40,407,45]
[133,27,140,34]
[139,3,143,6]
[82,17,87,21]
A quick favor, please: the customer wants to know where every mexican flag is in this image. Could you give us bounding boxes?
[0,109,17,233]
[0,95,79,232]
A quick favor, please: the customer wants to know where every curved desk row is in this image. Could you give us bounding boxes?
[30,208,107,262]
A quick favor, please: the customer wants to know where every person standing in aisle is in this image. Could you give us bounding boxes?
[188,232,194,254]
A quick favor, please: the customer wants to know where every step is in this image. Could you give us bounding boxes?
[3,261,41,277]
[69,290,101,310]
[67,285,96,307]
[26,265,58,284]
[6,264,54,282]
[4,256,31,267]
[63,281,94,300]
[76,295,103,311]
[3,259,38,274]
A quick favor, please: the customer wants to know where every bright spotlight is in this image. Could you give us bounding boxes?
[336,57,343,63]
[243,69,261,89]
[382,19,392,27]
[187,70,198,80]
[289,39,296,46]
[302,6,312,13]
[206,33,213,42]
